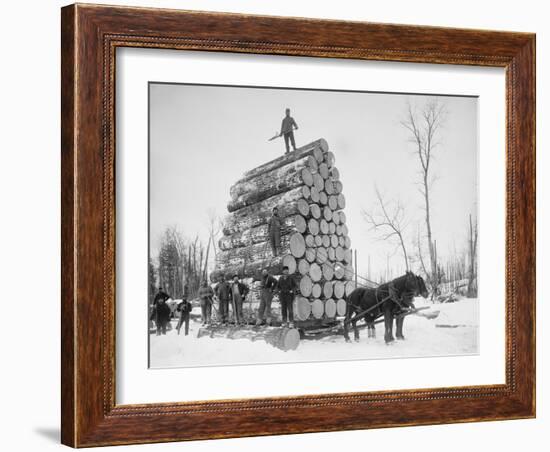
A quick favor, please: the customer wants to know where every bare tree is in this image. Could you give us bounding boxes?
[401,97,446,291]
[362,187,410,271]
[467,213,478,297]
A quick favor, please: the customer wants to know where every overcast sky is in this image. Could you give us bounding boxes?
[149,83,477,281]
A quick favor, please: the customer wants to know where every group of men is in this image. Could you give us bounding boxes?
[150,265,298,336]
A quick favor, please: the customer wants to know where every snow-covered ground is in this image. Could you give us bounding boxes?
[149,297,479,368]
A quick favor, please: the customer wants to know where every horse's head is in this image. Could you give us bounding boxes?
[407,272,429,299]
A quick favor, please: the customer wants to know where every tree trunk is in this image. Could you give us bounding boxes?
[222,186,309,235]
[210,254,296,282]
[237,138,328,183]
[219,214,307,251]
[228,157,315,211]
[197,325,300,351]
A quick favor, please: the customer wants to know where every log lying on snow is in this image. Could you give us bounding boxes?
[197,325,300,351]
[223,186,310,235]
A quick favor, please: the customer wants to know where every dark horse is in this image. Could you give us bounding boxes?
[343,272,429,344]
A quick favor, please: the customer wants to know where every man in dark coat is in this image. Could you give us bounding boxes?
[215,274,232,325]
[150,297,171,336]
[267,207,282,256]
[277,266,297,328]
[176,288,193,336]
[230,275,249,325]
[198,280,214,325]
[256,269,278,326]
[153,286,170,307]
[279,108,298,153]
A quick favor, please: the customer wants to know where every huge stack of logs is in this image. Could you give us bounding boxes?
[211,138,355,323]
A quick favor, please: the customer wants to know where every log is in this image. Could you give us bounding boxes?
[304,234,315,248]
[309,203,321,219]
[308,218,320,235]
[323,206,333,221]
[295,296,312,321]
[228,163,314,211]
[301,184,311,200]
[327,247,336,261]
[332,211,341,225]
[299,275,313,297]
[298,259,310,275]
[307,155,319,173]
[330,167,340,180]
[330,234,339,248]
[210,254,296,282]
[333,180,343,194]
[343,248,352,264]
[318,162,329,179]
[216,232,304,267]
[333,281,346,299]
[197,325,300,351]
[312,173,324,191]
[344,236,351,249]
[319,191,328,205]
[289,232,306,258]
[338,236,345,247]
[324,178,335,195]
[305,247,316,263]
[238,138,328,183]
[333,263,345,280]
[324,151,335,168]
[312,299,324,319]
[311,283,322,298]
[309,263,322,282]
[314,235,323,247]
[230,154,318,200]
[336,298,347,316]
[345,280,356,297]
[322,262,334,281]
[337,193,346,209]
[335,246,345,262]
[219,214,307,251]
[222,186,309,235]
[322,235,331,248]
[316,247,328,264]
[328,195,338,210]
[323,281,334,298]
[338,211,347,224]
[310,187,320,203]
[319,219,329,234]
[325,299,337,318]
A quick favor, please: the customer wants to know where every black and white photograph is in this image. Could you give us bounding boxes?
[148,82,479,368]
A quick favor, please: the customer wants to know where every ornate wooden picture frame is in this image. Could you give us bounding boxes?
[61,3,535,447]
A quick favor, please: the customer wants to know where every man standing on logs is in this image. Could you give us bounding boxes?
[267,207,282,256]
[214,274,232,325]
[256,269,278,326]
[279,108,298,154]
[278,266,297,328]
[230,274,249,325]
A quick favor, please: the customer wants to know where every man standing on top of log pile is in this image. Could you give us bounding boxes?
[279,108,298,154]
[256,269,278,326]
[214,275,232,325]
[198,280,214,326]
[278,266,297,328]
[230,275,249,325]
[267,207,282,256]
